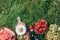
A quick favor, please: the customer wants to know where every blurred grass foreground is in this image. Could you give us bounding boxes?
[0,0,60,40]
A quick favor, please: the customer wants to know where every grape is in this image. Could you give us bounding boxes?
[46,24,58,40]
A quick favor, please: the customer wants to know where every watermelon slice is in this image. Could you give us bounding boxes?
[0,28,15,40]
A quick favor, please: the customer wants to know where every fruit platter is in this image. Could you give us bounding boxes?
[0,16,60,40]
[0,0,60,40]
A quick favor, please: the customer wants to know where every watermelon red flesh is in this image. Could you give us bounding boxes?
[0,28,15,40]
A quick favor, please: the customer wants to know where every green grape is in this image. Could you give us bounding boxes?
[46,24,58,40]
[17,34,26,40]
[58,26,60,40]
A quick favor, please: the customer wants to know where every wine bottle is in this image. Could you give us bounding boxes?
[29,25,38,40]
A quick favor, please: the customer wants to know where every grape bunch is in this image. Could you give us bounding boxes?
[46,24,58,40]
[58,26,60,40]
[17,35,26,40]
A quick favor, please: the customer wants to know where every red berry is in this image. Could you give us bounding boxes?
[42,28,46,31]
[37,31,41,34]
[39,28,43,33]
[34,26,38,29]
[44,24,48,28]
[39,20,47,24]
[41,25,44,28]
[36,24,40,28]
[35,22,40,26]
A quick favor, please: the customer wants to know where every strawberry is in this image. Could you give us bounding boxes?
[35,22,40,26]
[39,20,46,24]
[36,31,41,34]
[42,28,46,31]
[34,26,39,30]
[39,28,43,33]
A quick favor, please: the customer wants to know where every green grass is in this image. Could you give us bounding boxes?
[0,0,60,40]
